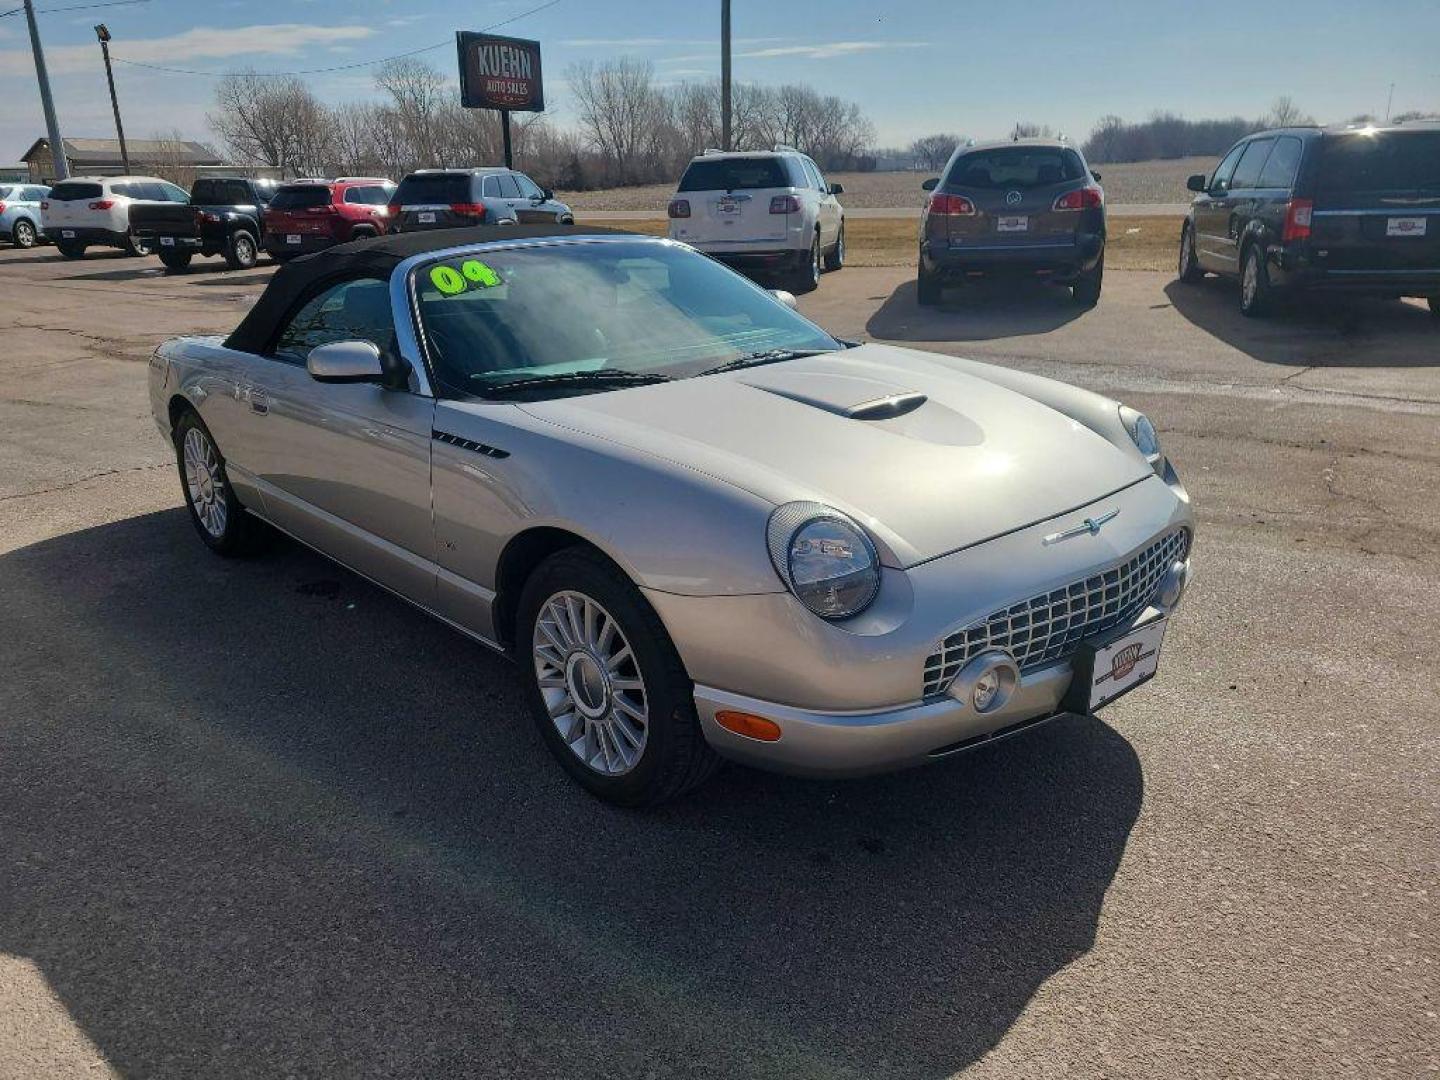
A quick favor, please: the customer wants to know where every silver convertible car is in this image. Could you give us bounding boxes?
[149,225,1194,805]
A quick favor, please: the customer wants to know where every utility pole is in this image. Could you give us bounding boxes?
[720,0,732,151]
[95,24,130,173]
[22,0,68,181]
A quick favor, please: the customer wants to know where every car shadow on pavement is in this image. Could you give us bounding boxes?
[1164,277,1440,367]
[0,509,1143,1080]
[866,278,1089,342]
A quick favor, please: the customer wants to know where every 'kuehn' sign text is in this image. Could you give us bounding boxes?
[457,32,545,112]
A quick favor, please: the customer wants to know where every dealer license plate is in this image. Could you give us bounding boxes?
[1386,216,1426,237]
[717,196,740,215]
[286,234,301,245]
[1086,617,1167,711]
[418,211,436,223]
[996,216,1028,232]
[61,229,75,239]
[159,236,174,246]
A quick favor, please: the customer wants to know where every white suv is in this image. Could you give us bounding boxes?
[41,174,190,258]
[667,147,845,293]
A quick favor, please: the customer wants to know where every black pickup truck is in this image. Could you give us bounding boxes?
[131,176,279,271]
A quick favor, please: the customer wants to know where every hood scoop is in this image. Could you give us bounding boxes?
[740,370,926,418]
[845,392,928,421]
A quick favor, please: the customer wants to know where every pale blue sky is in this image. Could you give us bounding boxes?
[1,0,1436,164]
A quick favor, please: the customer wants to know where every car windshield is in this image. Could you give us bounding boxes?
[413,240,841,399]
[945,147,1086,190]
[678,158,792,192]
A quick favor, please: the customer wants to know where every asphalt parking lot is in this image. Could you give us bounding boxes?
[2,245,1436,1079]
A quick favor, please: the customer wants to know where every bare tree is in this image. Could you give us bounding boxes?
[909,133,961,171]
[1265,96,1313,128]
[209,72,332,176]
[375,58,451,167]
[567,59,669,183]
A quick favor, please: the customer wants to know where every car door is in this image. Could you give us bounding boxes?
[1201,139,1273,274]
[804,156,840,248]
[1192,143,1247,272]
[512,172,559,223]
[234,276,439,603]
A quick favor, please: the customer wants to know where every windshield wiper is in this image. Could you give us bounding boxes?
[695,348,835,377]
[479,370,672,396]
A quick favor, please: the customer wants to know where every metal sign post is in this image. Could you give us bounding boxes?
[456,32,544,170]
[22,0,68,181]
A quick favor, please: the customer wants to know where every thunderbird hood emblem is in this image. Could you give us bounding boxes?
[1043,508,1119,545]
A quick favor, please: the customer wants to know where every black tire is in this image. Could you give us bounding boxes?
[122,232,150,257]
[1239,242,1273,318]
[172,409,267,557]
[349,227,377,243]
[517,547,721,807]
[224,230,258,271]
[1072,252,1104,307]
[12,218,37,249]
[56,240,86,259]
[788,232,822,294]
[917,256,943,306]
[158,249,193,272]
[1177,221,1204,284]
[823,222,845,271]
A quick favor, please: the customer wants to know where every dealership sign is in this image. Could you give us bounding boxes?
[457,32,544,112]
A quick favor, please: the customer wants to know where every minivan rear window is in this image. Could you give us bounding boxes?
[393,173,476,204]
[269,185,332,210]
[944,147,1086,190]
[1317,131,1440,195]
[678,158,793,192]
[48,182,103,201]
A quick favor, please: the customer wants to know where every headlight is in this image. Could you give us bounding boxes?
[766,502,881,620]
[1120,405,1162,464]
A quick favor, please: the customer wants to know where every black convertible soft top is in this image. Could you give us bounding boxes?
[225,224,636,355]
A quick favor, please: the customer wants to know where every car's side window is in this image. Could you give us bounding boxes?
[482,176,501,198]
[1228,139,1274,191]
[1209,144,1247,192]
[25,186,49,201]
[515,173,544,199]
[800,158,823,191]
[272,277,397,367]
[497,174,522,198]
[1257,137,1304,190]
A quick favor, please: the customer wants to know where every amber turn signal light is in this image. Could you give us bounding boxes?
[715,710,782,742]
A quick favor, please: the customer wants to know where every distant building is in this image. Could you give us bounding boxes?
[20,137,226,182]
[0,164,28,183]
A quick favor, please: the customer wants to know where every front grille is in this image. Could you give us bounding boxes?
[922,529,1189,697]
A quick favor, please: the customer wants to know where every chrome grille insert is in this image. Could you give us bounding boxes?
[923,529,1189,698]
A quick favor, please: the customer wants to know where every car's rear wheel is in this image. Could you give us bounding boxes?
[1072,252,1104,307]
[173,409,266,556]
[789,232,821,294]
[12,219,37,249]
[518,547,721,806]
[1177,222,1204,283]
[823,222,845,271]
[158,249,193,272]
[917,256,942,307]
[56,240,86,259]
[224,230,258,270]
[1239,243,1273,318]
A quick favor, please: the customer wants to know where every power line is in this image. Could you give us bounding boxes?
[0,0,150,17]
[108,0,562,78]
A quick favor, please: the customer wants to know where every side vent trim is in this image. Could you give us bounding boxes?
[432,430,510,459]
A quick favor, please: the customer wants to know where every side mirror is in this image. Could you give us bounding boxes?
[828,182,844,196]
[307,340,386,384]
[1187,173,1208,193]
[1090,169,1102,182]
[541,187,554,201]
[921,177,940,191]
[770,288,799,310]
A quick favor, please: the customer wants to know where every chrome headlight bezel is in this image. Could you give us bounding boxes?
[766,501,881,620]
[1119,405,1162,467]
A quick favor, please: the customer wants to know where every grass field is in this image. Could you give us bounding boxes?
[559,158,1211,212]
[575,214,1185,272]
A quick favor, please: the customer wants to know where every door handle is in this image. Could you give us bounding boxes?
[248,387,269,415]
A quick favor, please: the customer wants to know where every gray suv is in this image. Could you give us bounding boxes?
[918,139,1107,307]
[389,168,573,232]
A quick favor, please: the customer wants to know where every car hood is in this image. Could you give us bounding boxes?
[518,343,1149,567]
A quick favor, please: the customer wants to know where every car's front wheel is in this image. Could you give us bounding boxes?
[173,410,266,556]
[1177,222,1204,283]
[518,547,721,806]
[12,219,37,249]
[1239,243,1273,318]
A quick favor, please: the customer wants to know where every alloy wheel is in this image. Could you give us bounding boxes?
[532,590,648,776]
[182,426,228,539]
[1179,229,1193,276]
[1242,253,1258,308]
[14,220,35,248]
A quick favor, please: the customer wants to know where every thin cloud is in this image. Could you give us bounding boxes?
[0,24,376,77]
[560,37,787,48]
[739,41,929,60]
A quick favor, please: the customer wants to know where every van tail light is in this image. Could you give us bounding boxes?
[449,203,487,220]
[1053,186,1103,211]
[1282,198,1313,242]
[769,194,802,214]
[928,193,976,216]
[668,198,690,218]
[89,200,115,210]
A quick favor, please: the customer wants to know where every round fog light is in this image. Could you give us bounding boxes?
[1157,559,1190,609]
[955,651,1019,714]
[973,671,1002,712]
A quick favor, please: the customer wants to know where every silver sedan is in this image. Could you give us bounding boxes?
[148,226,1194,805]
